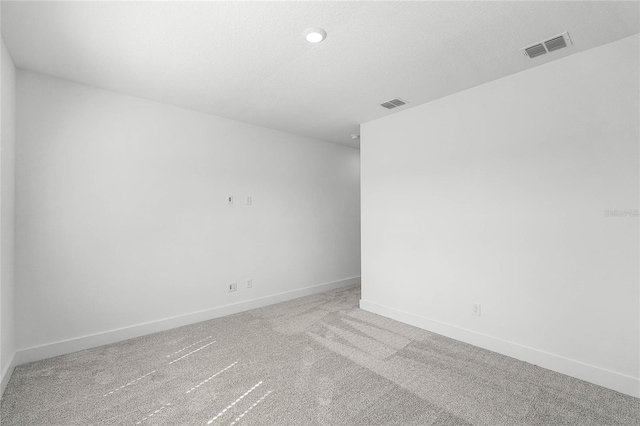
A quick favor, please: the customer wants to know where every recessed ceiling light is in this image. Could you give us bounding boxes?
[303,27,327,44]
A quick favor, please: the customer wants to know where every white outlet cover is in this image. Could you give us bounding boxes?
[247,279,252,288]
[227,195,233,204]
[245,196,252,205]
[472,303,481,316]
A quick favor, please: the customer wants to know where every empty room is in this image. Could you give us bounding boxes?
[1,1,638,425]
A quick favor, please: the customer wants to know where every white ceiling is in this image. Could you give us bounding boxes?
[2,1,638,148]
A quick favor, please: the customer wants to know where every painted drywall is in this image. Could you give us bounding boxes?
[1,38,16,390]
[15,71,360,353]
[361,34,639,396]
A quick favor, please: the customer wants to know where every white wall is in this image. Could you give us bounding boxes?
[15,71,360,355]
[1,38,16,392]
[361,34,639,397]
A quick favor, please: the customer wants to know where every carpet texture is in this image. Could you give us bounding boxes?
[1,285,638,425]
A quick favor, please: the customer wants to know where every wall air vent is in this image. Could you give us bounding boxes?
[380,98,408,110]
[522,32,572,59]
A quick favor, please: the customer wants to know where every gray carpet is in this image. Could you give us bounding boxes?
[1,285,638,425]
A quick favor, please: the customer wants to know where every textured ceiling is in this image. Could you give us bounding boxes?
[2,1,639,148]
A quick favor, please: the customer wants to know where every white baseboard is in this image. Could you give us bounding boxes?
[12,277,360,368]
[1,351,18,397]
[359,299,639,398]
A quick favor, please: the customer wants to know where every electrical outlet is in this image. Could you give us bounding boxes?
[227,195,233,204]
[472,303,481,316]
[246,279,252,288]
[228,282,237,292]
[245,196,252,205]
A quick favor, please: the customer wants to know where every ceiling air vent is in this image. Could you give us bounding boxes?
[522,32,572,59]
[544,35,567,52]
[525,43,546,59]
[380,98,408,110]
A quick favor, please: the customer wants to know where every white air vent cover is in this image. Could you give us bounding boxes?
[522,32,572,58]
[525,43,547,58]
[544,35,567,52]
[380,98,408,109]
